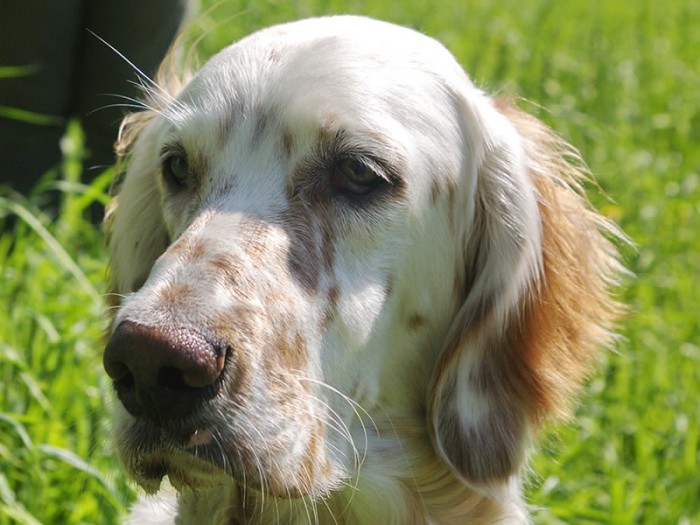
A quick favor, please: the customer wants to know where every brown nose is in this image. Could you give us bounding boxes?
[103,321,226,422]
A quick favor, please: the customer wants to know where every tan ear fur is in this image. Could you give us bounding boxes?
[429,96,624,486]
[105,51,189,304]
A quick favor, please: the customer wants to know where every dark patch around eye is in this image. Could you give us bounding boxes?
[160,142,191,189]
[330,156,385,196]
[287,128,407,217]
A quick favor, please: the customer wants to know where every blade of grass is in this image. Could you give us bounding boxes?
[0,197,100,303]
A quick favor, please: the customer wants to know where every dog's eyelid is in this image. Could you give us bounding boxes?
[329,130,403,187]
[159,141,186,161]
[331,156,382,195]
[160,142,191,189]
[329,152,402,198]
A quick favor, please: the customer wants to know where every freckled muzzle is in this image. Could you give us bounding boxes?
[106,212,342,499]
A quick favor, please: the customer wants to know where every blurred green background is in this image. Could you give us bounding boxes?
[1,0,698,523]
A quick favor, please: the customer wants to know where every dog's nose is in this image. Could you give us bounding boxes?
[103,321,226,422]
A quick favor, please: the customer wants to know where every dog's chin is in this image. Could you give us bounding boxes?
[119,420,337,500]
[127,428,233,494]
[135,454,230,494]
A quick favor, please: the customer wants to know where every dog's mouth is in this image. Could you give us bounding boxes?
[123,416,335,499]
[185,427,215,448]
[124,421,234,493]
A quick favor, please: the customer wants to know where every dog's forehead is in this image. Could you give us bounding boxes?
[215,15,459,78]
[181,16,468,126]
[160,16,472,201]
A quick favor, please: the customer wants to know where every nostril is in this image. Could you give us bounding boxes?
[104,358,137,402]
[158,366,191,392]
[115,370,136,390]
[105,359,133,384]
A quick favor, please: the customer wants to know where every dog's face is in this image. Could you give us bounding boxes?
[105,16,620,508]
[107,17,475,497]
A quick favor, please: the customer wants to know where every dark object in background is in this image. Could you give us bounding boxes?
[0,0,191,194]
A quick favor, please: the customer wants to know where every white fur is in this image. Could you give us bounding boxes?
[106,15,621,525]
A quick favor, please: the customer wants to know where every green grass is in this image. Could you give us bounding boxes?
[1,0,698,523]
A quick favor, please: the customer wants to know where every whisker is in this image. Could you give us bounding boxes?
[86,29,177,105]
[103,291,126,297]
[128,77,189,117]
[107,90,164,113]
[86,102,153,117]
[296,376,376,468]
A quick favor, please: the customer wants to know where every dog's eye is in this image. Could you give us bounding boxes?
[332,157,383,195]
[162,151,190,188]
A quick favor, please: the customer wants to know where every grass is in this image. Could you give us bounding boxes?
[1,0,698,523]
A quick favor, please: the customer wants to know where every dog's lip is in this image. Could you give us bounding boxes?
[184,428,215,449]
[146,420,214,449]
[127,421,219,466]
[122,417,238,491]
[135,451,229,493]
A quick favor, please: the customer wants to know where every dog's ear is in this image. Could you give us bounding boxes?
[105,50,190,302]
[105,109,169,299]
[428,94,623,486]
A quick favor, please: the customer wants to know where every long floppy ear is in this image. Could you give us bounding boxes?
[105,53,190,301]
[105,110,170,298]
[429,94,624,486]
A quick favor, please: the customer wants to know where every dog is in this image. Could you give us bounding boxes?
[104,15,623,524]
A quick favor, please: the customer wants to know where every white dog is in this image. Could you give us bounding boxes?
[104,16,623,524]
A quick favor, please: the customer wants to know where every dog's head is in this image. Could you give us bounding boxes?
[105,16,622,502]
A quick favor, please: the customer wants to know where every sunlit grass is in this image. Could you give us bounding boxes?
[1,1,698,523]
[0,122,128,524]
